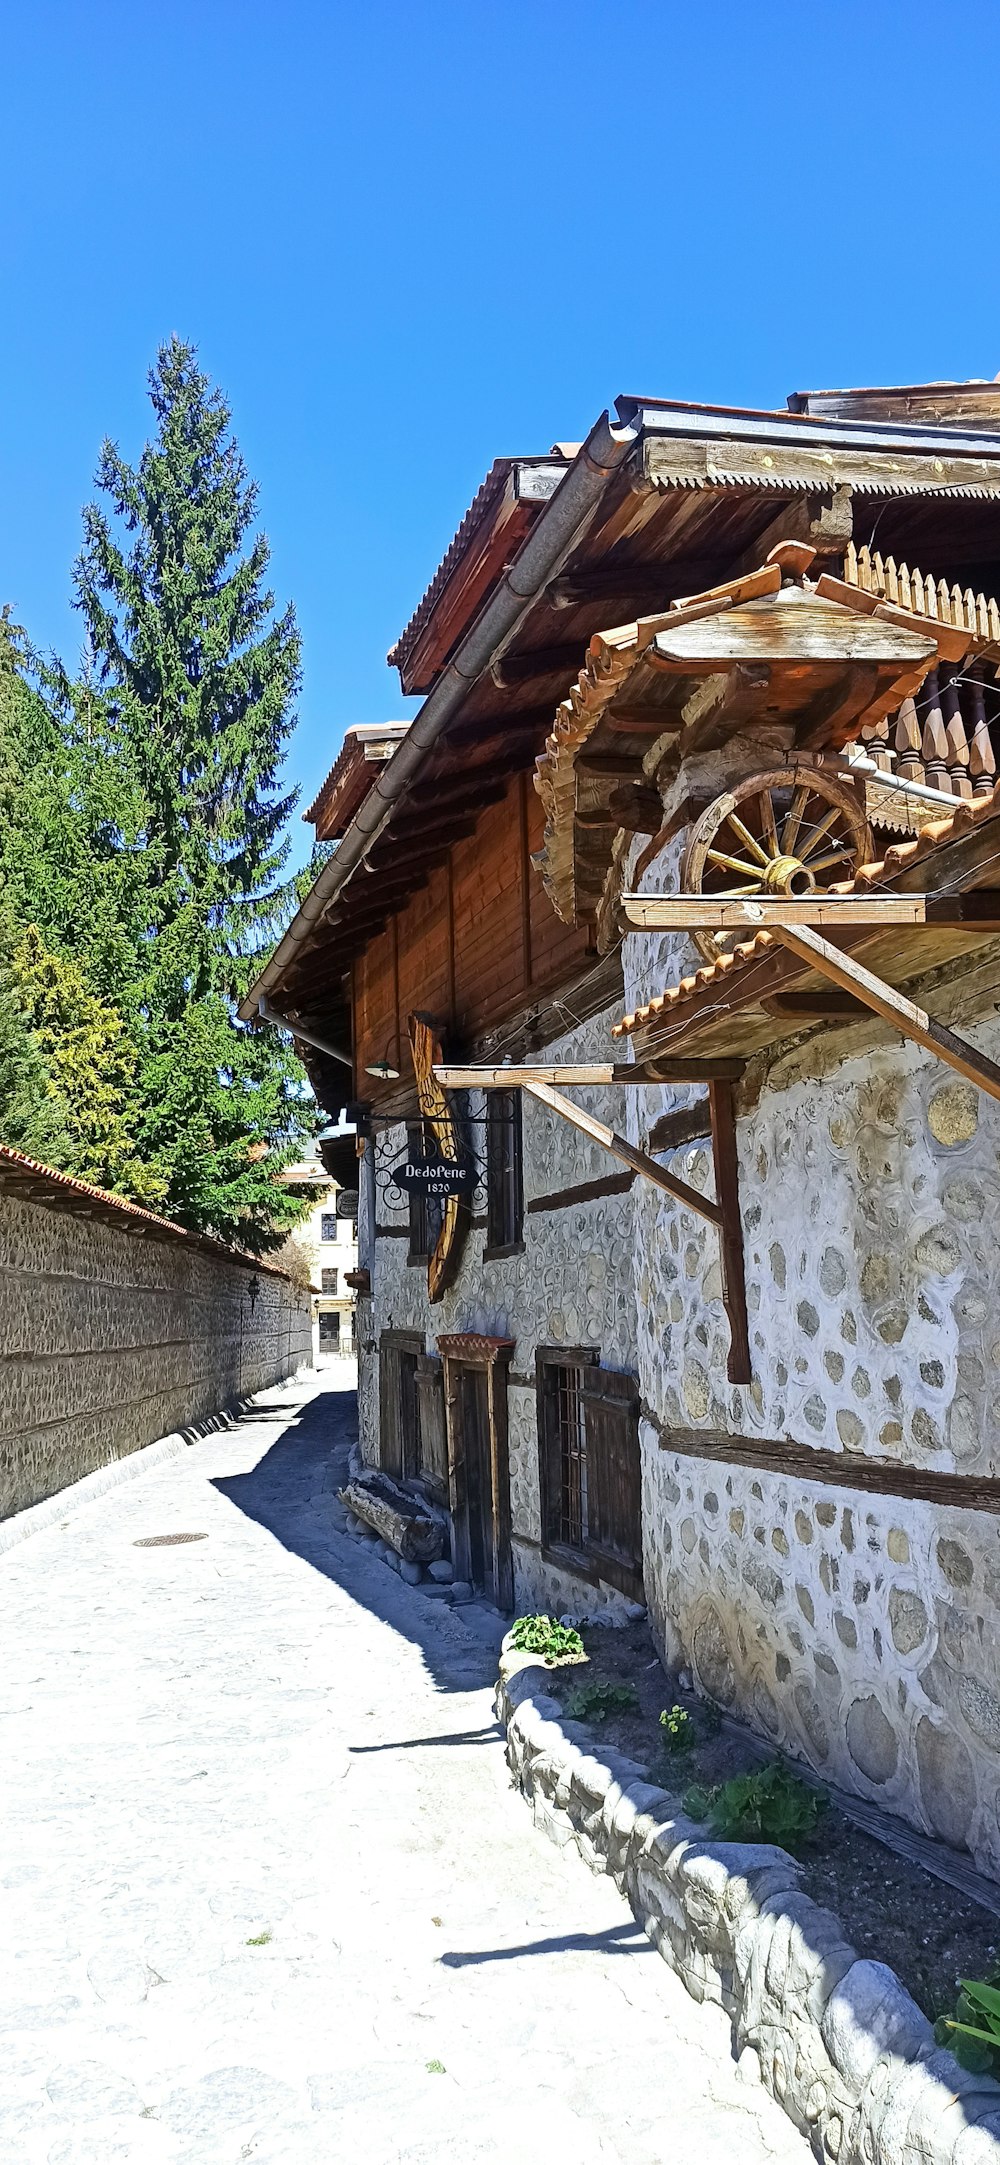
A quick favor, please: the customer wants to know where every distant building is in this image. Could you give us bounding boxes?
[281,1142,358,1362]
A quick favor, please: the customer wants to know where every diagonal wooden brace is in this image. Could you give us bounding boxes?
[774,924,1000,1106]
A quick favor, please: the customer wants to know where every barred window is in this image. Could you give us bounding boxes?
[321,1268,338,1294]
[536,1348,642,1599]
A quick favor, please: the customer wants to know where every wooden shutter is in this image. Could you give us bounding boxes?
[415,1354,447,1499]
[582,1368,643,1597]
[487,1089,523,1250]
[379,1340,403,1475]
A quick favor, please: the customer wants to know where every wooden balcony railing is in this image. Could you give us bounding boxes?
[842,543,1000,799]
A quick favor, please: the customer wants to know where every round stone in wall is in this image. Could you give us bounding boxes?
[846,1695,898,1785]
[888,1586,928,1655]
[916,1715,977,1847]
[691,1606,735,1707]
[927,1080,979,1147]
[794,1682,830,1764]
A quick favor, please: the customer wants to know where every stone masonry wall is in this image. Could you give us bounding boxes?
[356,1006,639,1619]
[622,832,1000,1878]
[0,1189,312,1518]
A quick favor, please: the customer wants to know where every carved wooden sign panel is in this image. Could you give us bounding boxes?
[408,1012,470,1302]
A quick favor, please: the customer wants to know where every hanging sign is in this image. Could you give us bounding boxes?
[394,1155,475,1198]
[408,1011,471,1301]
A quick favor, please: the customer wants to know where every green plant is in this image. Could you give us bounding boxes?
[660,1704,696,1753]
[246,1930,272,1946]
[935,1974,1000,2075]
[426,2060,446,2075]
[564,1680,638,1722]
[683,1763,824,1852]
[509,1614,584,1661]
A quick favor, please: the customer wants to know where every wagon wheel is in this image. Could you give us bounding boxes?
[681,766,873,962]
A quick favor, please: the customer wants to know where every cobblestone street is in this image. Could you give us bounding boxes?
[0,1374,807,2164]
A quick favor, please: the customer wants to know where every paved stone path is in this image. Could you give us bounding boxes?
[0,1373,807,2164]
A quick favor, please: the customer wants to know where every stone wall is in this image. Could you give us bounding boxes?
[622,832,1000,1879]
[1,1187,312,1519]
[498,1645,1000,2165]
[357,1006,638,1618]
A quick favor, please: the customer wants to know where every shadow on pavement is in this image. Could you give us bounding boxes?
[212,1379,507,1697]
[439,1921,654,1966]
[349,1726,499,1753]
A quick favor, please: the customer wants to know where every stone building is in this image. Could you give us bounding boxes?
[281,1139,359,1362]
[244,378,1000,1876]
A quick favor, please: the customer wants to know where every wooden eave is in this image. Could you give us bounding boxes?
[261,422,1000,1025]
[305,724,411,840]
[389,456,570,696]
[532,560,957,933]
[613,782,1000,1064]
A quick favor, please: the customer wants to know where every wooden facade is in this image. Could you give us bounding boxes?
[351,774,594,1091]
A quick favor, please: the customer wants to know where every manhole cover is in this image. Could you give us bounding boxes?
[133,1533,208,1547]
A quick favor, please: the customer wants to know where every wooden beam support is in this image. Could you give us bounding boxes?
[518,1079,723,1229]
[548,569,674,613]
[434,1061,744,1088]
[622,892,1000,933]
[709,1078,752,1384]
[647,1101,711,1152]
[729,487,854,578]
[774,924,1000,1106]
[490,642,584,689]
[763,991,868,1019]
[624,893,922,931]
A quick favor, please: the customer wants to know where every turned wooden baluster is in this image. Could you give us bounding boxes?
[967,666,997,798]
[895,695,924,784]
[921,669,951,791]
[940,663,972,798]
[860,714,893,772]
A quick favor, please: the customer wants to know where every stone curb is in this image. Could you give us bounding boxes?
[0,1368,316,1559]
[496,1643,1000,2165]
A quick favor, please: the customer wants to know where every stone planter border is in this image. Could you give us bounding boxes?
[496,1642,1000,2165]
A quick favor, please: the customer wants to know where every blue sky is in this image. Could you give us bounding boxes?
[3,0,999,867]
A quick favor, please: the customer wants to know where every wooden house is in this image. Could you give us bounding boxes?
[245,381,1000,1876]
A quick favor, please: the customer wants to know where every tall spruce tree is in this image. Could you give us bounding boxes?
[0,614,165,1197]
[73,339,313,1247]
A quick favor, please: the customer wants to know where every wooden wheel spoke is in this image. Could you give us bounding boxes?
[724,811,771,868]
[781,785,811,855]
[797,805,846,862]
[805,844,855,878]
[705,847,767,881]
[758,790,779,858]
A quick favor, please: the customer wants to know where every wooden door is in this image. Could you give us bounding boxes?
[460,1367,493,1592]
[440,1337,514,1612]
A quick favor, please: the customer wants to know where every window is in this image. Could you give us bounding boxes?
[485,1088,523,1254]
[321,1268,338,1294]
[406,1123,443,1264]
[320,1212,338,1243]
[536,1349,642,1598]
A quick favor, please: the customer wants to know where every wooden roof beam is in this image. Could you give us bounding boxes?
[490,642,586,689]
[730,487,854,577]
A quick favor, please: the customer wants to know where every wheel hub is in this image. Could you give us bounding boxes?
[763,852,816,896]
